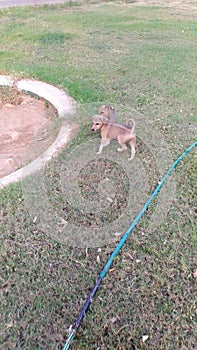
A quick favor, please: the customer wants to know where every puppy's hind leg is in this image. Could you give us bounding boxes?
[128,138,136,161]
[117,141,127,153]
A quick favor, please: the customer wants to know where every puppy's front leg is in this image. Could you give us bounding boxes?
[97,139,110,155]
[97,144,104,154]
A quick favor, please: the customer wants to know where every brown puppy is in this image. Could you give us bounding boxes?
[92,115,136,161]
[98,105,116,123]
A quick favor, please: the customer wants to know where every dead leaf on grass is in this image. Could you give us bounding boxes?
[193,269,197,278]
[110,316,119,324]
[142,335,149,342]
[96,255,101,264]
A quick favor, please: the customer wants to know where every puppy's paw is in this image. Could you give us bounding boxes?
[128,156,134,161]
[117,148,123,152]
[97,151,102,155]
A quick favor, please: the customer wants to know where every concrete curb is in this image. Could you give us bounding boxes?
[0,75,76,189]
[0,75,14,87]
[17,79,75,117]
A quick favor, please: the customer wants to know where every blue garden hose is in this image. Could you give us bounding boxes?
[62,141,197,350]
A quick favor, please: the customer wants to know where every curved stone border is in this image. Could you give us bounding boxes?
[0,75,76,189]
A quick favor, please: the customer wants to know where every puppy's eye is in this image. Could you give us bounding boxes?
[96,123,100,125]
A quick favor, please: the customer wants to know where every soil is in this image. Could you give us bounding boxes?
[134,0,196,8]
[0,0,196,179]
[0,93,58,178]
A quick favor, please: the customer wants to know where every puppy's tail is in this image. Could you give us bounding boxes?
[126,119,135,132]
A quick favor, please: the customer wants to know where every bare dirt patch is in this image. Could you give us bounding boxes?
[0,91,58,178]
[130,0,197,15]
[134,0,197,10]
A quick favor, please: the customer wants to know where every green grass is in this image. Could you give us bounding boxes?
[0,1,197,349]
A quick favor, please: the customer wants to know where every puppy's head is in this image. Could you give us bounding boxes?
[98,105,115,117]
[91,114,108,132]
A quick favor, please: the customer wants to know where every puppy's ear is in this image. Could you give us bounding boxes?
[101,116,109,124]
[92,114,99,122]
[98,105,105,114]
[110,106,115,112]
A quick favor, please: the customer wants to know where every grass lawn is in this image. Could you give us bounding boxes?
[0,1,196,349]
